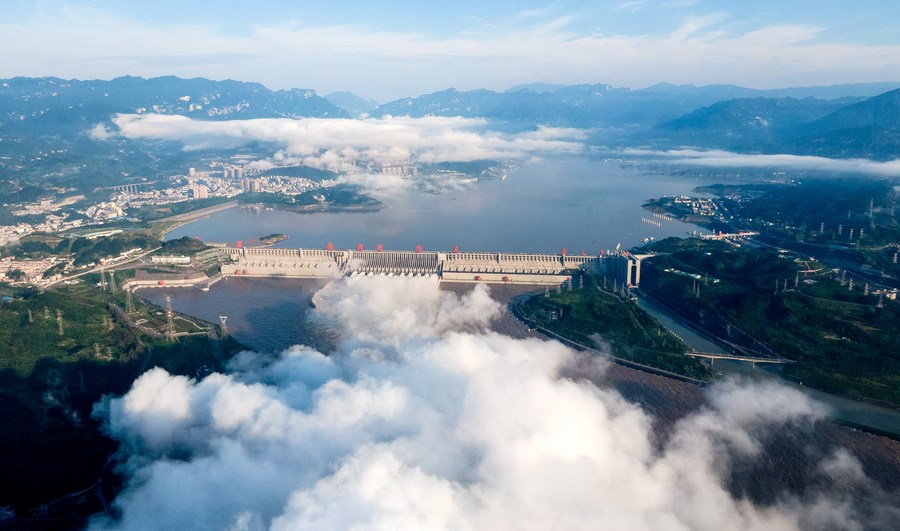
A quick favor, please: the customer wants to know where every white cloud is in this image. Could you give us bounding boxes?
[90,276,894,530]
[624,148,900,176]
[615,1,649,13]
[89,123,114,141]
[2,7,900,100]
[670,13,729,41]
[96,114,584,170]
[245,159,275,171]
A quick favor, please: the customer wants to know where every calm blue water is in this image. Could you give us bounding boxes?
[165,157,706,252]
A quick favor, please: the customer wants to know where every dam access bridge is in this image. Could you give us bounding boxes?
[216,245,643,286]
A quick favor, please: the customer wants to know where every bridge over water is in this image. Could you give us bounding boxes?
[685,352,793,366]
[217,246,643,286]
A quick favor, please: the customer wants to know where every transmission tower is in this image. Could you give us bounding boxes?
[27,309,33,323]
[56,309,64,336]
[165,295,176,338]
[108,271,117,292]
[219,315,228,336]
[126,289,135,313]
[99,269,107,290]
[869,198,875,227]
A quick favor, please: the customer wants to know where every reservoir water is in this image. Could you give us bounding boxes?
[165,157,705,252]
[150,156,900,436]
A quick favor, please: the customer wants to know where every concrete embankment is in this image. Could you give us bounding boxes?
[154,200,240,236]
[124,270,211,291]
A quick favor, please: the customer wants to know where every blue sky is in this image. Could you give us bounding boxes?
[2,1,899,101]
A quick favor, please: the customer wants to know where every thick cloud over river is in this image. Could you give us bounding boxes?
[91,277,897,530]
[93,114,585,171]
[624,148,900,177]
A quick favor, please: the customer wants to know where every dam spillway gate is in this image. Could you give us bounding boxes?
[217,246,642,286]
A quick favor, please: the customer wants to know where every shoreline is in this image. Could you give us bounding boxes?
[155,199,384,240]
[153,200,241,237]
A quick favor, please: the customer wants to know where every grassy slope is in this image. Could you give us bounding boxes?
[518,273,713,380]
[643,238,900,405]
[0,282,243,523]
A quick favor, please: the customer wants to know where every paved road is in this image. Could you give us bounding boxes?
[44,247,161,289]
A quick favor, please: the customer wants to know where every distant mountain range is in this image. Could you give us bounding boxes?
[370,84,706,127]
[368,82,900,130]
[324,91,380,118]
[1,75,898,160]
[644,89,900,160]
[0,75,349,133]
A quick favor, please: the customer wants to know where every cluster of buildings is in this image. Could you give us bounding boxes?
[0,215,86,247]
[185,165,324,199]
[371,162,418,177]
[1,194,91,246]
[231,173,323,196]
[0,256,64,285]
[0,161,329,254]
[84,201,125,220]
[220,166,244,179]
[672,196,721,217]
[239,179,260,193]
[342,160,419,177]
[189,185,209,199]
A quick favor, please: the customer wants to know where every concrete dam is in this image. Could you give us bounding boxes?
[218,246,642,286]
